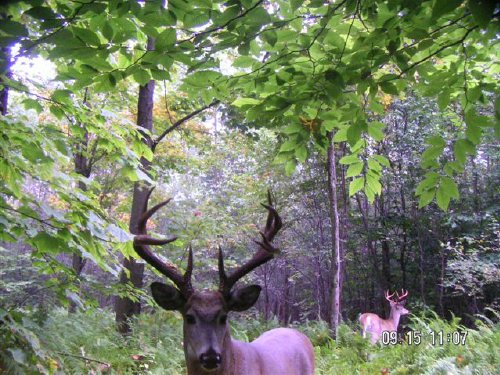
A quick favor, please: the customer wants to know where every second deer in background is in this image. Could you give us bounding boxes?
[359,290,410,344]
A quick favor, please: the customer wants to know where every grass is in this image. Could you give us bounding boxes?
[1,308,498,374]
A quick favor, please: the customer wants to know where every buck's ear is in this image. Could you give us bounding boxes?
[151,282,186,311]
[227,285,261,312]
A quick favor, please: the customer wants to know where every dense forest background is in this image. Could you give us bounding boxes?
[0,0,498,374]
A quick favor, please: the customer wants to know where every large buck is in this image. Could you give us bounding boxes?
[133,189,315,375]
[359,290,409,344]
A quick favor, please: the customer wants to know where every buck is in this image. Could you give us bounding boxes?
[133,190,315,375]
[359,290,409,344]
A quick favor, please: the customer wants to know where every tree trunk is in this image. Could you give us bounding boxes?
[379,194,391,291]
[115,36,155,334]
[0,33,12,116]
[69,89,91,313]
[326,132,341,336]
[399,186,407,288]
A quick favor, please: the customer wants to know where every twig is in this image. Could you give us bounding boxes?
[177,0,265,45]
[396,26,478,78]
[152,99,220,150]
[56,351,110,367]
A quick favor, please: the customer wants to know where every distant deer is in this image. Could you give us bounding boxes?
[133,189,315,374]
[359,290,409,344]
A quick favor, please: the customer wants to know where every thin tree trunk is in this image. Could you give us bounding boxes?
[115,36,155,334]
[438,244,446,316]
[326,131,341,336]
[379,194,391,291]
[399,186,407,288]
[0,33,12,116]
[69,89,91,313]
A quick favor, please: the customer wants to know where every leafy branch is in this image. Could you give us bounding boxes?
[396,26,478,78]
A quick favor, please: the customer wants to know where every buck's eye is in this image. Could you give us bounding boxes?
[185,314,196,325]
[219,315,227,325]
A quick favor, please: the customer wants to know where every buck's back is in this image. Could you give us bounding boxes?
[235,327,315,375]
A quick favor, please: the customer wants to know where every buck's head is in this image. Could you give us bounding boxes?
[386,289,410,316]
[151,282,261,371]
[133,189,282,372]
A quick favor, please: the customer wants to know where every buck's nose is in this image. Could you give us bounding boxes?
[199,349,222,370]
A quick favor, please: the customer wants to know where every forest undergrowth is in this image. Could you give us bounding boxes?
[1,307,498,375]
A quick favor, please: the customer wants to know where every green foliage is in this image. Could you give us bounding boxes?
[2,0,497,211]
[2,308,498,374]
[317,312,500,374]
[0,308,56,374]
[442,216,500,302]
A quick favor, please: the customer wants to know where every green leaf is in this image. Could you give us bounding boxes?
[366,175,382,195]
[349,177,364,196]
[184,10,210,28]
[440,176,459,199]
[50,105,65,120]
[432,0,463,21]
[72,27,101,47]
[156,28,176,50]
[465,124,482,145]
[454,138,476,164]
[31,232,67,254]
[295,145,308,163]
[367,121,385,141]
[373,155,390,168]
[133,69,151,86]
[23,98,43,113]
[436,184,451,211]
[339,153,360,165]
[437,89,451,110]
[365,184,376,203]
[233,56,257,68]
[285,159,297,176]
[151,69,171,81]
[415,172,440,195]
[0,20,28,36]
[232,97,262,107]
[418,188,435,209]
[426,135,445,147]
[346,162,363,178]
[282,122,304,135]
[102,21,114,40]
[367,158,382,172]
[468,0,495,27]
[25,5,56,20]
[262,30,278,46]
[280,140,297,152]
[346,122,362,145]
[379,81,398,95]
[333,127,348,142]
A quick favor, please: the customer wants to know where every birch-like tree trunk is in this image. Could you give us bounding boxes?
[326,132,341,335]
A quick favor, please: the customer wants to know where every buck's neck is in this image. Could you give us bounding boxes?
[387,308,402,329]
[184,328,235,375]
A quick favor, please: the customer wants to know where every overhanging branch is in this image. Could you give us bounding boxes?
[152,99,220,151]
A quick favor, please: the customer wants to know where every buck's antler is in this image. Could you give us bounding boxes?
[395,289,408,302]
[384,290,396,302]
[133,188,193,297]
[218,190,283,296]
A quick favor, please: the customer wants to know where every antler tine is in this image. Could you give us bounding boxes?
[396,289,408,302]
[218,246,228,291]
[219,191,282,296]
[384,290,396,302]
[133,189,193,297]
[138,198,172,233]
